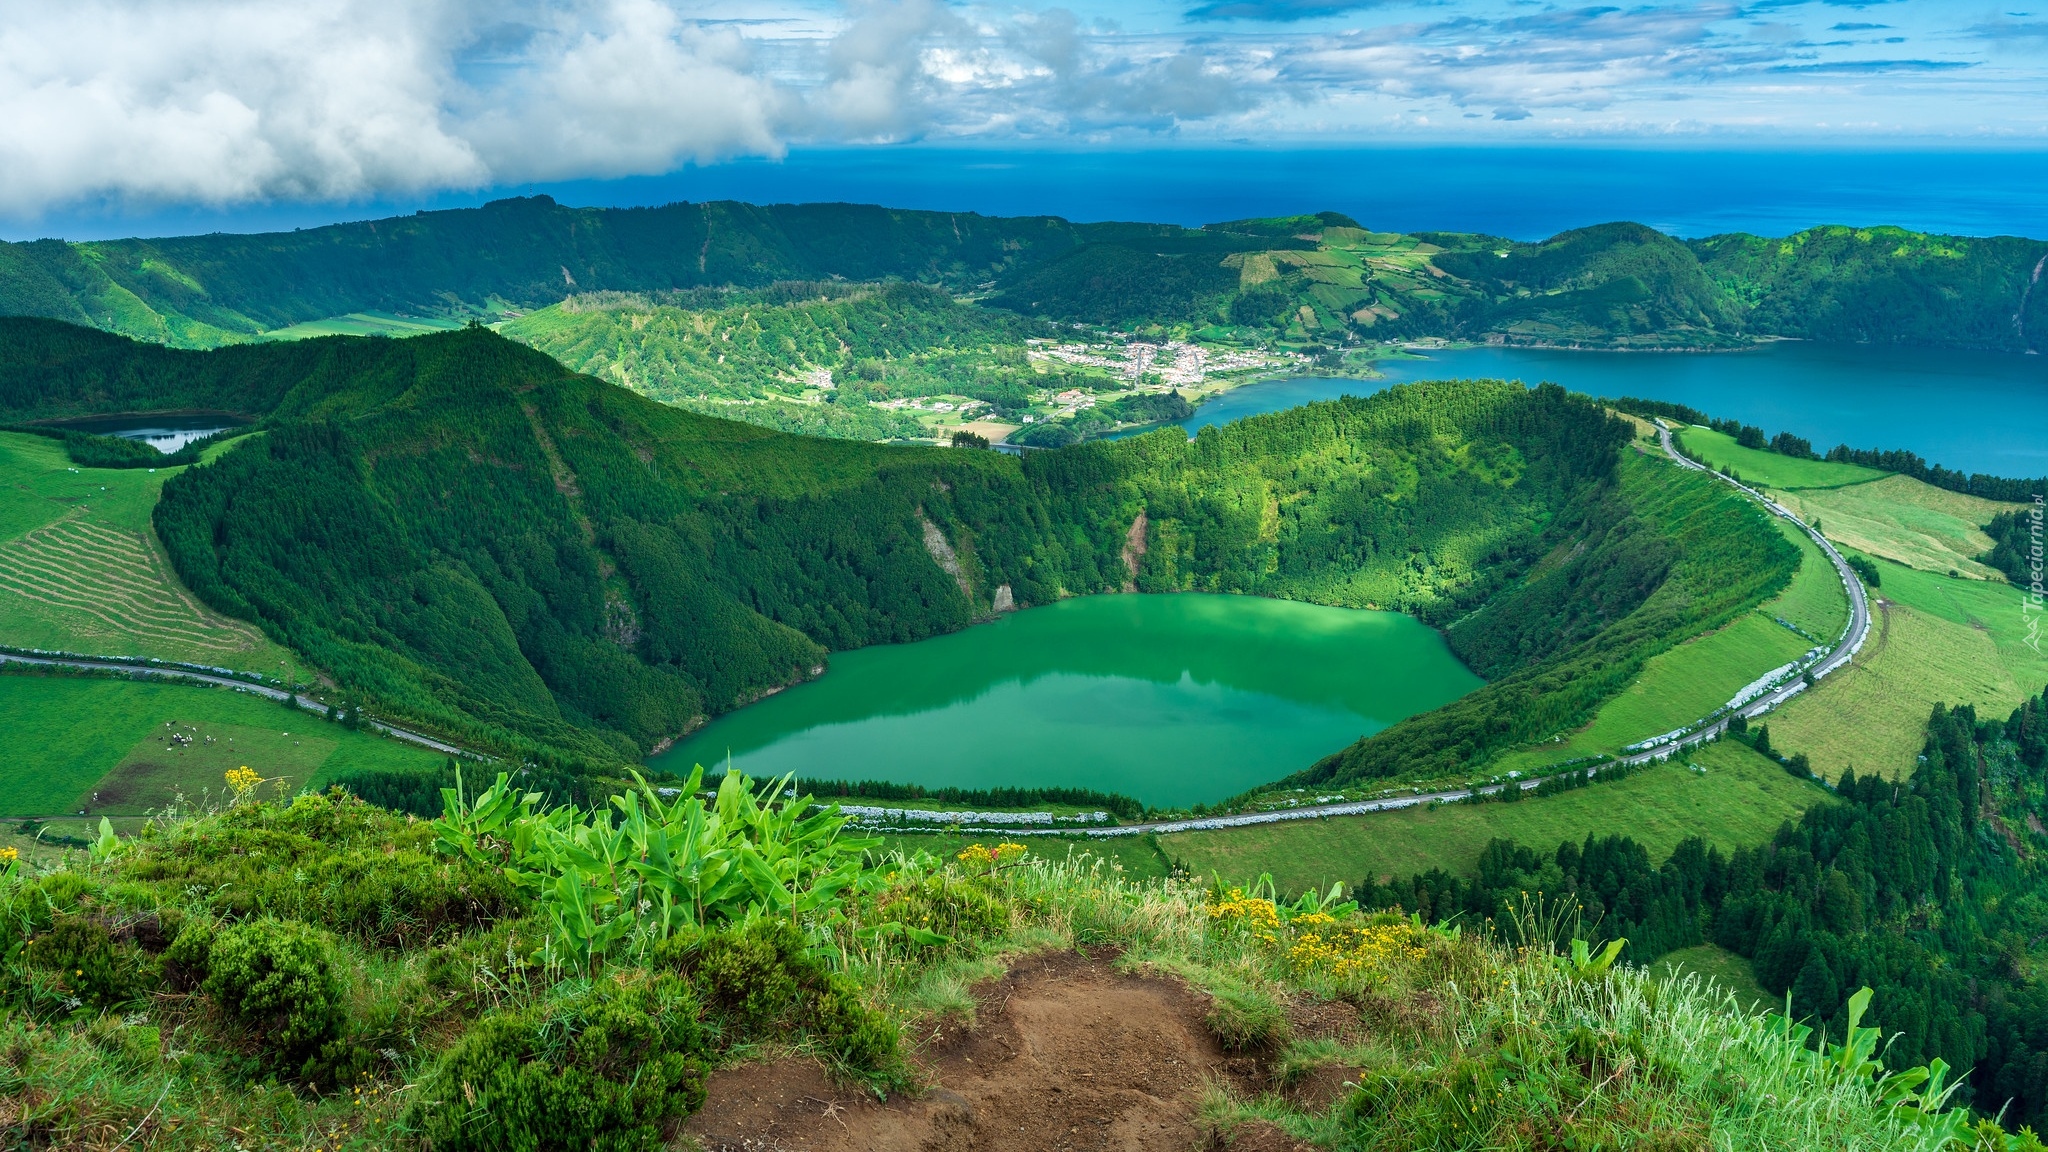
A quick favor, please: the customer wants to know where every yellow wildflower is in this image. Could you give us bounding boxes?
[0,846,18,864]
[956,842,1028,871]
[225,766,261,795]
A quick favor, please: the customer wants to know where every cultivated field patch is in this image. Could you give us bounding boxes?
[0,430,292,674]
[0,674,442,818]
[1777,473,2015,579]
[262,311,465,340]
[76,721,341,816]
[1159,741,1824,895]
[0,517,271,659]
[1772,559,2047,780]
[1674,426,1887,489]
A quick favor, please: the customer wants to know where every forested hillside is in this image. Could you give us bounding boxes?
[1366,693,2048,1132]
[0,197,1252,347]
[1692,226,2048,349]
[1295,446,1800,784]
[0,319,1787,784]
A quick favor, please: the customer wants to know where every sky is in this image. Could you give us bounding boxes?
[2,0,2044,231]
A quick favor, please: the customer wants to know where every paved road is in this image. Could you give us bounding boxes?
[0,651,466,756]
[1612,422,1873,765]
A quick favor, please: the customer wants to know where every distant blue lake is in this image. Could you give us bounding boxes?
[1141,343,2048,479]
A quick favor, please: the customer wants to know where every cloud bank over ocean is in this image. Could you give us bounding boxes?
[0,0,2040,218]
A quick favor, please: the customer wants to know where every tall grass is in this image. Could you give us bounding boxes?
[1,788,2026,1150]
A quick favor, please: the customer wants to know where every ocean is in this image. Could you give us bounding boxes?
[17,147,2048,243]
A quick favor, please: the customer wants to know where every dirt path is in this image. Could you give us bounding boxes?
[683,949,1312,1152]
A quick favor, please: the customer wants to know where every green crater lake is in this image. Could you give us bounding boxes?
[650,594,1483,807]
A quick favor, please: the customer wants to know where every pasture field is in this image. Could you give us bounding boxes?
[0,673,441,818]
[1658,944,1773,1015]
[0,431,293,674]
[1673,426,1887,489]
[1776,473,2013,580]
[1771,558,2048,779]
[1557,516,1845,758]
[262,311,465,340]
[1160,740,1825,896]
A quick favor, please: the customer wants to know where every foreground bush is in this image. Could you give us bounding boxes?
[676,919,900,1075]
[197,920,345,1063]
[404,975,709,1152]
[1,769,2028,1151]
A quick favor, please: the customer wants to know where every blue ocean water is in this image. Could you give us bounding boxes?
[19,147,2048,242]
[1132,342,2048,478]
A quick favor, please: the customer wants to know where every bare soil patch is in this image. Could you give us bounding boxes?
[684,948,1267,1151]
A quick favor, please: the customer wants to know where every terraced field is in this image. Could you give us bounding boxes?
[0,431,292,674]
[0,516,268,659]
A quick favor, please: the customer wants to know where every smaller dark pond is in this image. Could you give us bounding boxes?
[43,413,250,454]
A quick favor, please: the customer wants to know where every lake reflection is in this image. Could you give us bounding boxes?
[44,413,248,454]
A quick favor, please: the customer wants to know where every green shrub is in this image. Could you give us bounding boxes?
[1205,985,1292,1052]
[872,874,1012,945]
[124,793,520,945]
[666,920,901,1075]
[18,915,155,1009]
[404,975,708,1152]
[199,919,346,1066]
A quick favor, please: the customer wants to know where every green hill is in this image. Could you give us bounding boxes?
[0,319,1789,785]
[1692,225,2048,349]
[1433,222,1746,347]
[0,198,1276,349]
[6,200,2042,357]
[498,282,1049,439]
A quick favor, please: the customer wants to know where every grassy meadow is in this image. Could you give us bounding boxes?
[1658,943,1773,1015]
[1772,557,2048,779]
[0,673,442,819]
[1674,426,1886,488]
[1162,740,1826,895]
[876,831,1175,880]
[0,431,293,675]
[1777,473,2014,580]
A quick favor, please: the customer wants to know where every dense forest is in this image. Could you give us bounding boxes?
[1982,507,2045,585]
[0,319,1791,786]
[1363,693,2048,1131]
[2,198,2043,353]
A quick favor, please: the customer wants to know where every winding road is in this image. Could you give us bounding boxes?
[0,650,465,756]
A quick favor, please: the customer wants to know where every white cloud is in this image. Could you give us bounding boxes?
[0,0,2037,218]
[464,0,791,180]
[0,0,485,215]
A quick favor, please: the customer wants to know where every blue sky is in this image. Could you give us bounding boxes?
[1,0,2043,227]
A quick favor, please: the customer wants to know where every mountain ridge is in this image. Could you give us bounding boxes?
[4,198,2045,354]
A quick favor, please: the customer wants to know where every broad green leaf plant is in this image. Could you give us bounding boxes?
[430,766,875,971]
